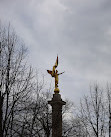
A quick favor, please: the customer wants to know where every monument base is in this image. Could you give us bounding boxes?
[48,93,66,137]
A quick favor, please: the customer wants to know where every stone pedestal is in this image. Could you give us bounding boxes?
[48,93,66,137]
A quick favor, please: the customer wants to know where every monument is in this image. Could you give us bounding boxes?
[47,56,66,137]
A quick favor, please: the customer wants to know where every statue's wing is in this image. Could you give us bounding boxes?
[54,55,58,68]
[47,70,52,75]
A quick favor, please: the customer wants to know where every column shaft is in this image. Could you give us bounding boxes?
[48,94,66,137]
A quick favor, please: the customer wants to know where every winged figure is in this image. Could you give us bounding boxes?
[47,56,58,77]
[47,56,64,93]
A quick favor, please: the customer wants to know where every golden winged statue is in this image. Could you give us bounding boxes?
[47,56,64,93]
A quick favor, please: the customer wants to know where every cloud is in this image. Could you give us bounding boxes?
[0,0,111,103]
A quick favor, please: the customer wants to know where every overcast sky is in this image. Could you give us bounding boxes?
[0,0,111,104]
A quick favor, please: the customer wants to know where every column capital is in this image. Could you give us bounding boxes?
[48,93,66,106]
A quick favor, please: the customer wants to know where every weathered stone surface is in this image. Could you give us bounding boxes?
[48,93,66,137]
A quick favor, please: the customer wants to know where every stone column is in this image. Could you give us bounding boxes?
[48,93,66,137]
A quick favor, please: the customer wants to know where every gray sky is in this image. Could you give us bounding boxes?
[0,0,111,104]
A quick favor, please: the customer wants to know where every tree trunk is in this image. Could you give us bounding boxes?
[0,91,3,137]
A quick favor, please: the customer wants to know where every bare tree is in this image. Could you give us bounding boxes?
[106,84,111,137]
[0,23,33,137]
[15,78,77,137]
[79,85,107,137]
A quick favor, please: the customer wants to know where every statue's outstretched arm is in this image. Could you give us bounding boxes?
[58,71,65,75]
